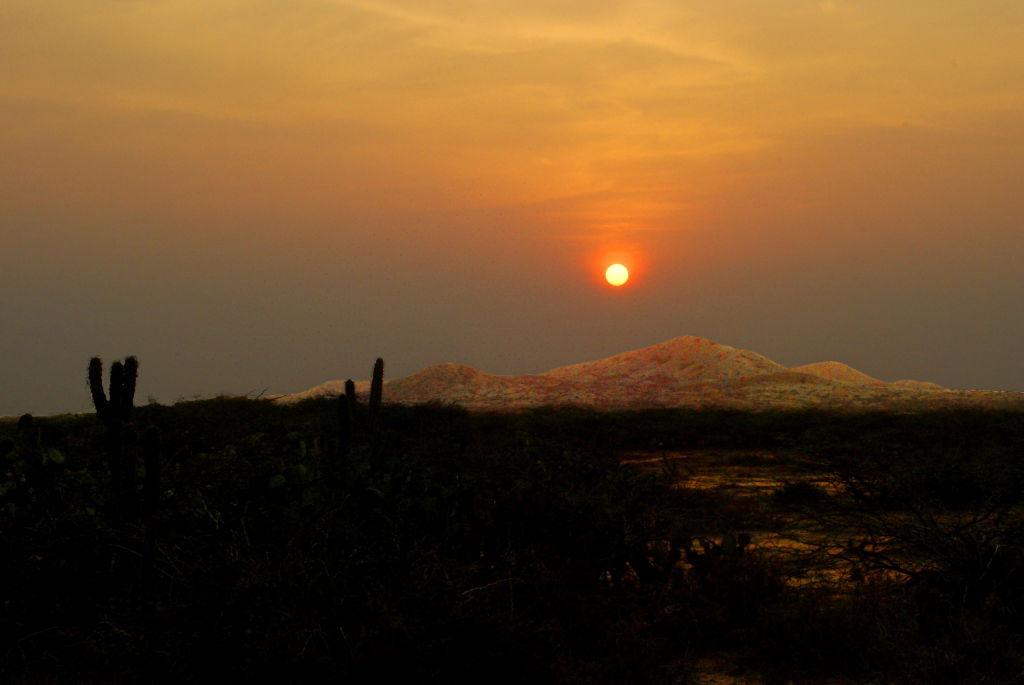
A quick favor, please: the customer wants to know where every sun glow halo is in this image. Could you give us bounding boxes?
[605,263,629,287]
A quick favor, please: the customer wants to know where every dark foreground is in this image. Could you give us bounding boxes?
[3,400,1024,683]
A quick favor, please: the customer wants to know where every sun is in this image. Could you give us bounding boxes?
[605,263,629,287]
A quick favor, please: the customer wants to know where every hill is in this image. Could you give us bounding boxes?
[285,335,1023,411]
[543,336,787,385]
[789,361,887,386]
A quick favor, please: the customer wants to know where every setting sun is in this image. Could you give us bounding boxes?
[605,264,629,287]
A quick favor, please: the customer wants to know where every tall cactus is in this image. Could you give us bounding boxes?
[327,379,358,486]
[89,356,138,426]
[88,356,139,522]
[369,357,384,423]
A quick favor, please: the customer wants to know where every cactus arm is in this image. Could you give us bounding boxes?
[369,358,384,419]
[122,356,139,419]
[88,357,109,417]
[109,361,125,417]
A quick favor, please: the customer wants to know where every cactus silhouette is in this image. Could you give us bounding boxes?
[88,358,107,416]
[330,389,354,487]
[89,356,138,426]
[88,356,139,522]
[345,378,357,406]
[369,358,384,423]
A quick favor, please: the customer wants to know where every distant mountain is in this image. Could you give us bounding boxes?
[285,335,1022,410]
[789,361,887,386]
[544,336,786,385]
[890,379,945,390]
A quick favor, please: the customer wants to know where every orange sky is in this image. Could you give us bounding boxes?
[3,1,1023,413]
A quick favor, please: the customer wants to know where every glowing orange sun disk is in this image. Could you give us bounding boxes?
[605,263,629,287]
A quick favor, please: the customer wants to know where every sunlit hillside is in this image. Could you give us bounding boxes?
[288,335,1024,411]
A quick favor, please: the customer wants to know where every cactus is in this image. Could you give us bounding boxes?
[326,379,361,486]
[88,356,139,522]
[88,357,107,416]
[89,356,137,426]
[329,363,382,481]
[369,358,384,422]
[121,356,139,418]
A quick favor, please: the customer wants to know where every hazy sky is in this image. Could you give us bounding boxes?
[3,0,1023,415]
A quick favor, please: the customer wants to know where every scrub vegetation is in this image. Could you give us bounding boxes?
[2,359,1023,683]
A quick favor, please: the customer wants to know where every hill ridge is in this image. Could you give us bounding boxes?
[790,361,887,386]
[285,335,1019,410]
